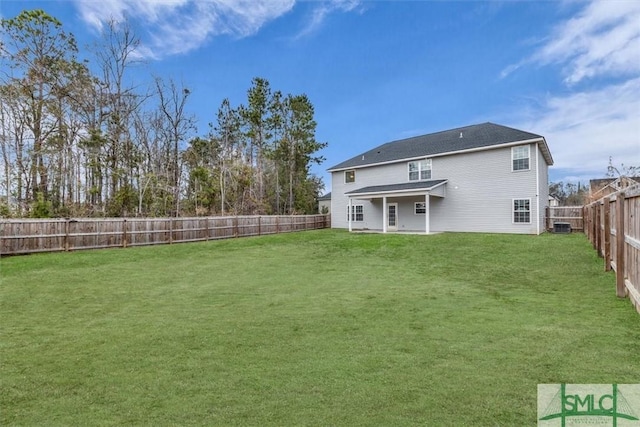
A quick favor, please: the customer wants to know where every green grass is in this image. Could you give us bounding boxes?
[1,230,639,426]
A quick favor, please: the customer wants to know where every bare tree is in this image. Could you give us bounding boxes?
[1,10,82,210]
[607,156,639,178]
[154,77,194,216]
[93,19,148,216]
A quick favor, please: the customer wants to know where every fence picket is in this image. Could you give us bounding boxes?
[584,185,639,314]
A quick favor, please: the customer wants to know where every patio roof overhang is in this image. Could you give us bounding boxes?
[345,179,448,200]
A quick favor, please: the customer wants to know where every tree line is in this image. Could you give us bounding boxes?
[0,10,327,218]
[549,158,639,206]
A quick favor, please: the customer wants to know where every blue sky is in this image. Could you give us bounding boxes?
[2,0,639,194]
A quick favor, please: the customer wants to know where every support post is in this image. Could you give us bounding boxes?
[348,198,352,232]
[615,192,626,298]
[424,193,430,234]
[383,196,388,233]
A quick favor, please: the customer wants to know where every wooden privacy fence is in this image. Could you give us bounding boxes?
[545,206,584,232]
[584,185,640,314]
[0,214,330,256]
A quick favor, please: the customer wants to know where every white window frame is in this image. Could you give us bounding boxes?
[414,202,426,215]
[513,198,531,224]
[346,205,364,222]
[345,170,356,183]
[408,159,432,181]
[512,145,530,171]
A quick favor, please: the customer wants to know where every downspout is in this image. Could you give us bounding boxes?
[535,143,540,235]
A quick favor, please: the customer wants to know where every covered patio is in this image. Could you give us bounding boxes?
[345,180,447,234]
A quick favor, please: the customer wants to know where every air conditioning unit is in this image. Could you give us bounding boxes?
[553,222,571,233]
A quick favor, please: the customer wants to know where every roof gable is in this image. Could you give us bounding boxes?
[590,177,640,195]
[328,122,552,171]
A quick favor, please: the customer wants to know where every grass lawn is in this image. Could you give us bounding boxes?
[1,230,639,425]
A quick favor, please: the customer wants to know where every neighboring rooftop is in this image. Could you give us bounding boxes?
[328,122,553,171]
[590,177,640,197]
[318,192,331,201]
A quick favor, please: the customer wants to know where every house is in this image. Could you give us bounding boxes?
[318,192,331,214]
[548,195,560,207]
[588,177,640,202]
[327,122,553,235]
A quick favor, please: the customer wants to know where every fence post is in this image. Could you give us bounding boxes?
[603,198,611,271]
[258,216,262,236]
[123,218,128,248]
[616,192,626,298]
[595,203,601,255]
[545,206,550,232]
[590,205,596,248]
[585,205,590,240]
[276,216,280,234]
[587,203,594,245]
[169,218,174,244]
[205,217,210,241]
[234,216,239,238]
[64,219,70,252]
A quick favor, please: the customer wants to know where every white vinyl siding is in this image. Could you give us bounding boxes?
[512,145,530,171]
[427,147,539,234]
[408,159,431,181]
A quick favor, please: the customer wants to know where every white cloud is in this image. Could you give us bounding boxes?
[502,0,640,85]
[502,0,640,181]
[295,0,363,39]
[73,0,363,58]
[514,78,640,177]
[534,0,640,85]
[74,0,296,58]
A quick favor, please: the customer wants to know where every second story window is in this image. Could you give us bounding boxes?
[512,145,530,171]
[408,159,431,181]
[345,170,355,183]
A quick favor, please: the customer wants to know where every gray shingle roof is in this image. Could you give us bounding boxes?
[317,192,331,200]
[346,180,448,196]
[328,122,551,171]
